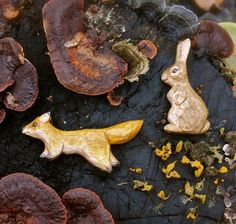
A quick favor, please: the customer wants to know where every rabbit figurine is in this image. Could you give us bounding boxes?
[161,38,210,134]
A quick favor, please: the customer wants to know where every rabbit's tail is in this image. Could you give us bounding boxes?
[201,121,210,133]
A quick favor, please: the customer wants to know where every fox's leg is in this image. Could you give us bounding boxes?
[110,152,120,167]
[40,147,49,158]
[41,142,63,160]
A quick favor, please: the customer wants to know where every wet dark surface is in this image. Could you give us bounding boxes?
[0,0,236,223]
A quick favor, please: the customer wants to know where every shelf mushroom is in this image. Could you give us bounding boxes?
[42,0,128,96]
[191,20,234,58]
[62,188,114,224]
[0,37,38,123]
[0,173,67,224]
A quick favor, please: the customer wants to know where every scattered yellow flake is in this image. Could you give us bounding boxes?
[130,168,142,174]
[157,191,170,201]
[185,181,194,198]
[234,153,236,160]
[220,127,225,137]
[195,194,207,204]
[155,148,162,156]
[187,207,198,221]
[181,155,191,164]
[187,210,197,220]
[190,160,204,177]
[166,142,172,150]
[155,143,172,161]
[162,161,181,179]
[218,166,228,174]
[166,170,181,179]
[221,179,225,183]
[214,179,219,185]
[195,178,205,192]
[133,180,153,192]
[176,140,183,153]
[162,161,176,173]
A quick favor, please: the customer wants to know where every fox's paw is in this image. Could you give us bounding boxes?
[40,150,48,158]
[110,154,120,167]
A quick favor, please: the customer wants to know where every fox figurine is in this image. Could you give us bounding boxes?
[22,112,143,173]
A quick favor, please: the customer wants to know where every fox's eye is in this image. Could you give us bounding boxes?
[32,122,38,127]
[172,68,178,73]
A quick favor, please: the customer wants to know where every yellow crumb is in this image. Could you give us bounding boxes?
[190,160,204,177]
[181,155,191,164]
[157,191,170,201]
[194,194,206,204]
[218,166,228,174]
[185,181,194,198]
[155,143,172,161]
[133,180,153,192]
[187,211,197,220]
[214,179,219,185]
[176,140,183,153]
[130,168,143,174]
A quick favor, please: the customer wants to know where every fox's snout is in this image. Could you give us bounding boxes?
[22,125,32,135]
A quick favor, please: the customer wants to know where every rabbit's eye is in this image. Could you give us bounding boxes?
[172,68,178,73]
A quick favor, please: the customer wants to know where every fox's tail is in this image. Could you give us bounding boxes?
[103,120,143,145]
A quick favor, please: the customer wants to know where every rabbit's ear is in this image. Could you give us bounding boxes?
[175,38,191,64]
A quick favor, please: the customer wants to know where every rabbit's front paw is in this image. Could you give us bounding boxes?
[164,124,180,133]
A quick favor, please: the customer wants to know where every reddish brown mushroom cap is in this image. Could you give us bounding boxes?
[191,20,234,58]
[107,90,123,106]
[0,37,24,92]
[62,188,114,224]
[3,59,39,111]
[0,0,21,20]
[0,108,6,123]
[42,0,128,96]
[137,40,158,59]
[0,173,67,224]
[192,0,224,12]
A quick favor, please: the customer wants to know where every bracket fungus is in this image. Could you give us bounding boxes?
[0,0,21,20]
[137,39,158,59]
[0,0,25,37]
[191,20,234,58]
[158,5,200,42]
[4,59,38,111]
[62,188,114,224]
[0,37,24,92]
[127,0,199,41]
[0,37,38,123]
[0,108,6,123]
[42,0,128,96]
[127,0,166,22]
[161,39,210,134]
[22,112,143,172]
[112,40,156,82]
[107,90,123,106]
[0,173,67,224]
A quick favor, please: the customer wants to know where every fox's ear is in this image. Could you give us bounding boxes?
[39,112,51,123]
